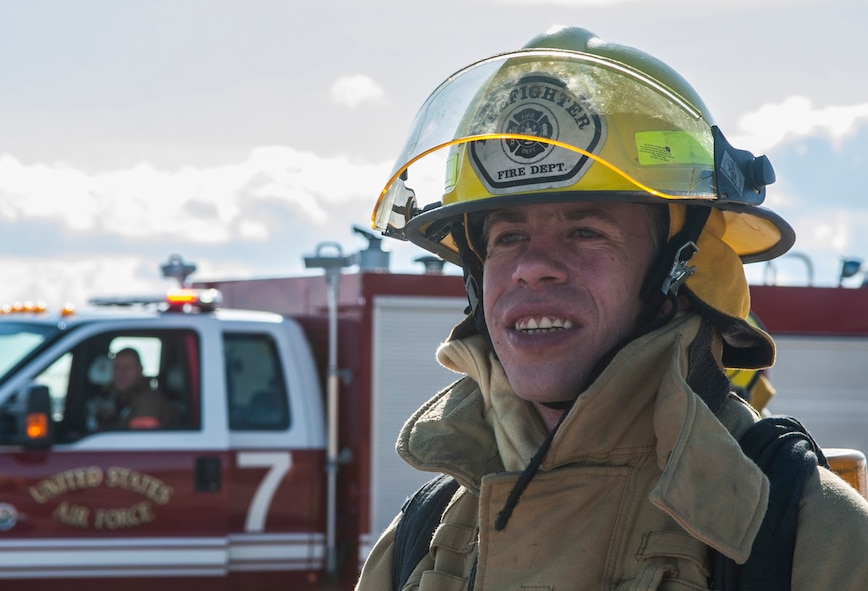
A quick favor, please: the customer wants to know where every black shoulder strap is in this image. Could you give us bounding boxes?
[711,416,828,591]
[392,473,460,591]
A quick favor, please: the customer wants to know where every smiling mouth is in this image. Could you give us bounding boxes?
[514,316,575,334]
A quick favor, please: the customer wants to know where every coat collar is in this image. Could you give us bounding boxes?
[398,313,768,562]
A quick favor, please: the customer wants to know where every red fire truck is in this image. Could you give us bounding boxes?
[749,283,868,458]
[0,246,469,590]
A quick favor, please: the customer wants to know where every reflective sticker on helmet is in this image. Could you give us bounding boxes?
[445,150,460,193]
[467,74,606,194]
[635,131,713,166]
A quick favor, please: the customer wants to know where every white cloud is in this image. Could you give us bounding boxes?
[330,75,386,109]
[0,147,400,309]
[732,97,868,154]
[789,208,868,265]
[0,256,163,309]
[0,148,391,242]
[0,159,99,229]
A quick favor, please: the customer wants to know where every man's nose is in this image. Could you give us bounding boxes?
[512,239,568,287]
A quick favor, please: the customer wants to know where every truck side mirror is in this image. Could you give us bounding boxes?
[0,384,54,447]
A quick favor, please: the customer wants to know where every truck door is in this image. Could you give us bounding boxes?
[222,322,326,590]
[0,323,231,591]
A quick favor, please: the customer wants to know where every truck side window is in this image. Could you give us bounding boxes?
[224,332,291,431]
[33,329,200,442]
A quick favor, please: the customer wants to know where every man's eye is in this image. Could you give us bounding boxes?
[571,227,603,239]
[490,230,524,247]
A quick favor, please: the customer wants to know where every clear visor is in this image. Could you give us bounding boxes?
[373,49,718,235]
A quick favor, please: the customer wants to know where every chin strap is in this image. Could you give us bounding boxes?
[451,217,494,351]
[633,205,709,331]
[642,205,709,300]
[661,240,700,295]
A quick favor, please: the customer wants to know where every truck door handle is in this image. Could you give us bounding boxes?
[195,457,222,492]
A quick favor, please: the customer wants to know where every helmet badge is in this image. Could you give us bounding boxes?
[468,74,607,194]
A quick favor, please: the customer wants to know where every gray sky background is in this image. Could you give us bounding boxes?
[1,0,867,308]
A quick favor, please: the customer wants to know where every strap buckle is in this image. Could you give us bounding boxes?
[661,241,699,296]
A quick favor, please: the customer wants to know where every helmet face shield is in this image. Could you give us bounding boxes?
[373,50,719,233]
[373,47,792,266]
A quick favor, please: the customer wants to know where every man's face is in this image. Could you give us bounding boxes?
[112,353,143,393]
[482,201,659,406]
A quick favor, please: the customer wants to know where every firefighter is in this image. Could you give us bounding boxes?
[91,348,178,430]
[358,26,868,590]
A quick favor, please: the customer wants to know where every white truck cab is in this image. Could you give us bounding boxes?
[0,292,329,590]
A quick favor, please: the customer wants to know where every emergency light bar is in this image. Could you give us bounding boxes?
[165,288,223,311]
[0,301,48,315]
[166,289,198,306]
[89,289,223,312]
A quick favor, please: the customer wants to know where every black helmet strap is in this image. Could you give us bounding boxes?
[641,205,709,302]
[451,218,493,350]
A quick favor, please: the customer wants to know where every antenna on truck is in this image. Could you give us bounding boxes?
[303,242,353,581]
[161,254,197,288]
[352,225,391,272]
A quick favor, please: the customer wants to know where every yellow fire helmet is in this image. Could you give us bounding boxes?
[372,26,794,369]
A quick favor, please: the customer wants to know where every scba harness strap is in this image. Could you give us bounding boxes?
[711,416,827,591]
[391,473,460,591]
[391,417,827,591]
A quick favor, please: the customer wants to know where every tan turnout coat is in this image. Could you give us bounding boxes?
[356,313,868,590]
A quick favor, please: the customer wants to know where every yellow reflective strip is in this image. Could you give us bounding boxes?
[635,131,714,166]
[726,368,756,388]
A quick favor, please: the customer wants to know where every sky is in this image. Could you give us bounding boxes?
[1,0,867,309]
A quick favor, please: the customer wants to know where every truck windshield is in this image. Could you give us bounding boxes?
[0,322,59,381]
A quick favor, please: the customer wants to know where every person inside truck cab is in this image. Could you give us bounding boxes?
[358,26,868,590]
[90,347,178,430]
